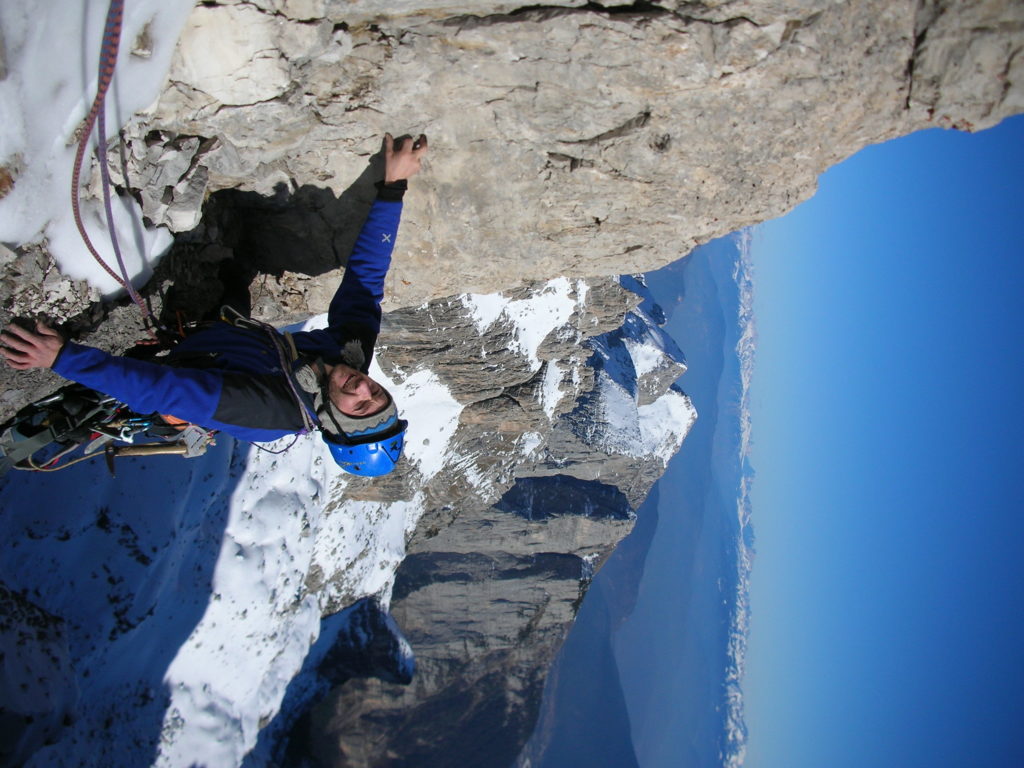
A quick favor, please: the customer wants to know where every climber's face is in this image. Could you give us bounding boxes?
[328,363,389,417]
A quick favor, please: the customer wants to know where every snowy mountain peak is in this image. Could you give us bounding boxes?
[1,274,695,767]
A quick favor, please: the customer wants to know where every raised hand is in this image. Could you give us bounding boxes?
[384,133,428,183]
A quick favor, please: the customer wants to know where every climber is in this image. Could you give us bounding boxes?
[0,133,428,477]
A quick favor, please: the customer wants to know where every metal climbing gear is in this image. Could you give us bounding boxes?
[0,384,216,477]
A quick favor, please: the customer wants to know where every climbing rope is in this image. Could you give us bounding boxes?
[221,306,319,438]
[70,0,160,337]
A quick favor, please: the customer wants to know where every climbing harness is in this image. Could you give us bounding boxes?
[70,0,161,337]
[218,308,406,474]
[219,307,317,456]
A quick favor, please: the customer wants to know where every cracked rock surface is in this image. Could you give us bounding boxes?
[4,0,1021,422]
[119,0,1023,310]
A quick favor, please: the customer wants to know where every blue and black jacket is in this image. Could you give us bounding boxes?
[52,186,404,443]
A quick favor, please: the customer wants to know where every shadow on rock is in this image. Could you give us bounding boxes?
[0,436,246,767]
[242,597,414,768]
[150,150,384,326]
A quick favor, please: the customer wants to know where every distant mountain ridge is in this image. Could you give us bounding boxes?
[519,234,752,768]
[0,274,695,767]
[291,276,695,767]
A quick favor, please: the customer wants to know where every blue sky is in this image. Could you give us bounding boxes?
[743,115,1024,767]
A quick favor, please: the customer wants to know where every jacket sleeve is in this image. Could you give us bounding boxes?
[53,342,308,439]
[328,195,404,336]
[52,342,224,425]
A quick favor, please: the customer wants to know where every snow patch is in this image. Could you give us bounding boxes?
[540,360,564,419]
[463,277,585,369]
[588,374,696,464]
[321,495,426,602]
[502,277,581,367]
[462,292,507,332]
[159,434,328,766]
[638,389,697,465]
[623,331,666,378]
[384,367,461,483]
[0,0,195,295]
[519,431,543,457]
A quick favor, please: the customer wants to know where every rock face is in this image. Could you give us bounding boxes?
[352,273,694,552]
[1,2,1022,766]
[291,279,694,768]
[3,0,1022,417]
[308,514,622,768]
[115,0,1022,313]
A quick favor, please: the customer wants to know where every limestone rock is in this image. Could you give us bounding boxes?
[106,131,219,232]
[908,0,1024,127]
[175,4,294,106]
[0,246,104,419]
[99,0,1023,313]
[3,0,1021,352]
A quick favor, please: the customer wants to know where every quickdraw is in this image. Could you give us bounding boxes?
[0,385,216,477]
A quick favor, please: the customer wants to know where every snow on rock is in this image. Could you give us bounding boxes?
[463,277,588,369]
[638,389,699,465]
[586,366,695,464]
[386,368,461,483]
[501,278,583,368]
[462,291,507,335]
[157,434,328,767]
[0,276,694,767]
[593,283,695,464]
[0,0,194,295]
[540,359,564,419]
[565,282,694,468]
[0,420,439,767]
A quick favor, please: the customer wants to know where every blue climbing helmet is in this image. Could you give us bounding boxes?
[322,418,408,477]
[314,376,407,476]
